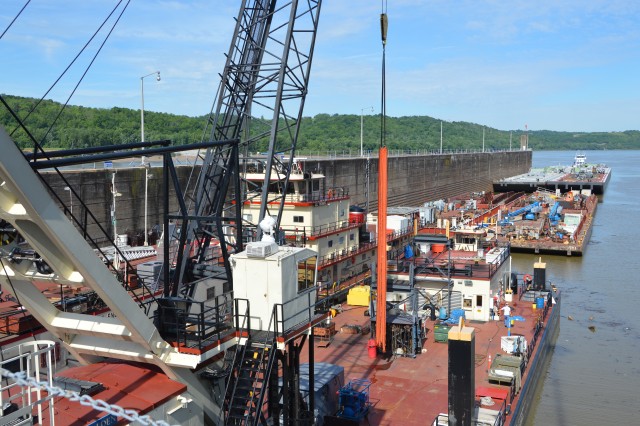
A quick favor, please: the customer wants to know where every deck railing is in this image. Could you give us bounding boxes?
[151,292,236,351]
[274,288,319,337]
[316,224,415,269]
[316,270,372,302]
[283,219,359,241]
[295,148,524,159]
[245,186,349,205]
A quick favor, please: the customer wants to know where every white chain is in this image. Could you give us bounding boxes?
[1,368,178,426]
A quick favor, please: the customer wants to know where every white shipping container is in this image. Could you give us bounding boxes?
[386,215,409,232]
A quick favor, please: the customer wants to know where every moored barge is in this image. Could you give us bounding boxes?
[494,153,611,195]
[497,190,597,256]
[300,231,560,425]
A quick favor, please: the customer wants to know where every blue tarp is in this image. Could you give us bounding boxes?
[404,245,414,259]
[443,308,466,325]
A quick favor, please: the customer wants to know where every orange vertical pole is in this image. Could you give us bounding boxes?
[376,146,388,352]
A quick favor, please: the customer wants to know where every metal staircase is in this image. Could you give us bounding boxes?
[225,337,277,425]
[223,303,281,426]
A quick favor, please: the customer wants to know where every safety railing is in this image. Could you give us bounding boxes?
[234,297,251,339]
[273,288,318,338]
[245,186,349,205]
[316,269,372,301]
[151,292,236,350]
[0,341,57,425]
[295,147,525,159]
[316,225,415,269]
[283,219,359,241]
[317,241,377,269]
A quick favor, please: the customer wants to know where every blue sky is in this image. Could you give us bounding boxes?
[1,0,639,132]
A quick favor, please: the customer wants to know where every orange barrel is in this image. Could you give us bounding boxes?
[368,338,377,359]
[432,243,445,253]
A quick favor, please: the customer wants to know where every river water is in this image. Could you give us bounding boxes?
[514,151,640,425]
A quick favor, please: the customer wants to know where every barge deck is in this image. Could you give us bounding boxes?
[301,267,560,425]
[493,163,610,196]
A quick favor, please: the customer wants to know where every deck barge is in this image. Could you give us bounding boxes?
[493,163,610,195]
[433,189,598,257]
[498,191,598,256]
[302,252,561,425]
[302,293,560,425]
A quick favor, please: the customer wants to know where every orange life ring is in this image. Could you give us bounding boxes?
[523,274,533,282]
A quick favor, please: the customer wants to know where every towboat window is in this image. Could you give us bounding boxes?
[476,295,483,307]
[293,216,304,223]
[463,298,472,308]
[297,256,317,292]
[460,236,476,245]
[350,233,354,241]
[312,180,320,191]
[328,240,333,248]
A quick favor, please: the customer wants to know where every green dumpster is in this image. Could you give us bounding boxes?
[434,324,451,343]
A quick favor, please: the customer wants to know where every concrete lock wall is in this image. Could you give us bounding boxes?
[42,165,198,247]
[315,151,531,211]
[42,151,530,245]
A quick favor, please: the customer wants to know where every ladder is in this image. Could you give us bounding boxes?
[224,334,277,426]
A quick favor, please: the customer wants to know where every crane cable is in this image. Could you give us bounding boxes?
[2,0,130,150]
[0,0,31,40]
[380,0,388,148]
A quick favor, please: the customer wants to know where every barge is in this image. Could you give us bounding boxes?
[497,190,598,256]
[301,237,560,425]
[494,153,611,195]
[430,189,597,256]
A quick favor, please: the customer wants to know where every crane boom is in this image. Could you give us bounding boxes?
[170,0,323,297]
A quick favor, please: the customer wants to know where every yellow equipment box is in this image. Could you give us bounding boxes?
[347,285,371,306]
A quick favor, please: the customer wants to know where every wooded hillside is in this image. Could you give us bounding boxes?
[2,95,638,151]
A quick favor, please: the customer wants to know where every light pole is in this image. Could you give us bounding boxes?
[111,173,117,243]
[64,186,73,215]
[111,173,122,267]
[144,164,153,246]
[361,106,373,157]
[140,71,161,143]
[482,126,485,153]
[140,71,159,246]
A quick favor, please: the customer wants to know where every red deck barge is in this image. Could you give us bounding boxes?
[301,280,560,425]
